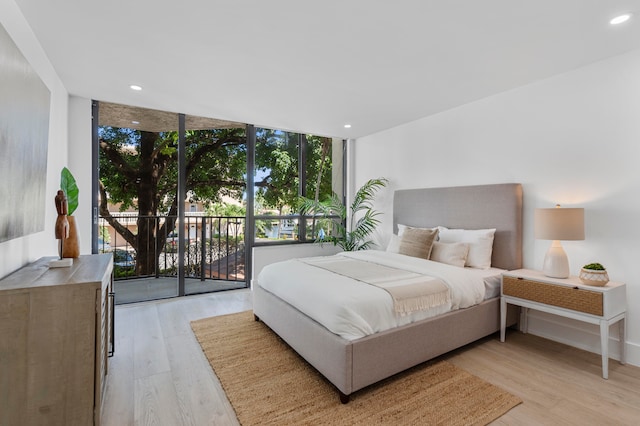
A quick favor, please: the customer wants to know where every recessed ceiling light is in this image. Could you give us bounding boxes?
[131,121,140,125]
[129,84,142,91]
[610,13,631,25]
[344,124,352,129]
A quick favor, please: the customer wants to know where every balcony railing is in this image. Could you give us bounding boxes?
[98,214,245,283]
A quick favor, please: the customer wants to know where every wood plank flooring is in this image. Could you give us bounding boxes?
[102,290,640,425]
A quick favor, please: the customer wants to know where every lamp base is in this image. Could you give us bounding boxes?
[543,241,570,278]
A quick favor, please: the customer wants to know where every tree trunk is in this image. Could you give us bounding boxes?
[135,131,162,276]
[314,138,331,202]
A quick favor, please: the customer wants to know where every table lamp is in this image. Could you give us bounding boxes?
[534,205,585,278]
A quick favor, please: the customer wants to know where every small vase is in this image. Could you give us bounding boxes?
[62,215,80,258]
[579,268,609,286]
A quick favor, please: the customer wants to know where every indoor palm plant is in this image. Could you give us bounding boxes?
[298,177,387,251]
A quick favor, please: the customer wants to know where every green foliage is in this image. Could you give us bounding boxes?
[100,126,334,217]
[254,130,334,213]
[99,226,110,241]
[298,178,387,251]
[255,129,299,212]
[206,202,246,217]
[60,167,79,215]
[113,268,137,279]
[583,262,606,270]
[99,127,247,213]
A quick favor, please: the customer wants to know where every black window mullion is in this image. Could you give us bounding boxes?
[177,113,186,296]
[298,134,307,241]
[91,100,100,254]
[245,125,256,285]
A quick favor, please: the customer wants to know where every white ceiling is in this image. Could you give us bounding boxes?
[14,0,640,138]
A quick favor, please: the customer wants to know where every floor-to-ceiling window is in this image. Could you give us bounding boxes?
[93,101,343,304]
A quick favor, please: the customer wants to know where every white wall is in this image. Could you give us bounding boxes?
[0,0,69,278]
[354,48,640,366]
[68,96,94,255]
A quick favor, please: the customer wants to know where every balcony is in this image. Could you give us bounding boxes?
[99,214,247,304]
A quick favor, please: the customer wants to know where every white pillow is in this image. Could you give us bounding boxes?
[386,234,401,253]
[429,241,470,268]
[437,226,496,269]
[397,224,411,236]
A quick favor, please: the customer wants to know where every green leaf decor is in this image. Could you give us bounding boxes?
[61,167,79,215]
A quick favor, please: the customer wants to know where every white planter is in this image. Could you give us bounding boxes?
[579,268,609,286]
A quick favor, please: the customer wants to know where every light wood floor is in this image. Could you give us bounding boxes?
[102,289,640,425]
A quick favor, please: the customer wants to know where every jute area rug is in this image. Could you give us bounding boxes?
[191,311,521,425]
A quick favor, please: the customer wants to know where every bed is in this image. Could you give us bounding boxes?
[252,183,522,403]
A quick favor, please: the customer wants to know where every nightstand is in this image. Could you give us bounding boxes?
[500,269,626,379]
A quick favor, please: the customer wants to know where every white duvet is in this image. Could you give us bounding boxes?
[257,250,502,341]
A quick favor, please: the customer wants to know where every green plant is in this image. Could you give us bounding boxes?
[583,262,606,270]
[60,167,79,215]
[298,177,387,251]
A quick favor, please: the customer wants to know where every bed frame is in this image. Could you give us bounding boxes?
[253,183,523,403]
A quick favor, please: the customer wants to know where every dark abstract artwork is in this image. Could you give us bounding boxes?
[0,23,50,243]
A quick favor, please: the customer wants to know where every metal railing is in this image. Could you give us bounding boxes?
[98,215,246,283]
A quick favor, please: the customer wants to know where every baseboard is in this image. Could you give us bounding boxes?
[525,311,640,367]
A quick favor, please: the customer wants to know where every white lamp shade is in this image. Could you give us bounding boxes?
[534,208,585,241]
[535,206,584,278]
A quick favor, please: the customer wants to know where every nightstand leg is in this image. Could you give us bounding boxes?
[521,307,529,333]
[500,298,506,342]
[619,317,626,365]
[600,320,609,379]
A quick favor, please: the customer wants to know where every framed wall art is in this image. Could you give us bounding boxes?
[0,23,50,243]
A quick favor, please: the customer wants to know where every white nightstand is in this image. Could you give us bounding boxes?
[500,269,626,379]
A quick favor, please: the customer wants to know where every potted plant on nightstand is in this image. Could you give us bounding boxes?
[579,262,609,286]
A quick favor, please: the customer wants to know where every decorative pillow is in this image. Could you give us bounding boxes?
[397,224,437,237]
[398,227,439,260]
[437,226,496,269]
[388,224,433,252]
[429,241,470,268]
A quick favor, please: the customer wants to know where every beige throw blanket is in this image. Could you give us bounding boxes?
[299,256,451,316]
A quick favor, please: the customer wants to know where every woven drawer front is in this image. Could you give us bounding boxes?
[503,276,603,316]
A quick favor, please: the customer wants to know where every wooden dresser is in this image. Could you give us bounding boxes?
[0,254,113,426]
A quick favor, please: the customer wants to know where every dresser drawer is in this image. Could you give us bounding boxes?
[503,276,603,316]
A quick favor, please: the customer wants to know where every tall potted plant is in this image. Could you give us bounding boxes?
[60,167,80,258]
[298,177,387,251]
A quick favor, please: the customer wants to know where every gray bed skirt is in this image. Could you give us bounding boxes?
[253,284,519,401]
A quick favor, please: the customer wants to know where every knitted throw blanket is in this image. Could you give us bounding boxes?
[299,256,451,316]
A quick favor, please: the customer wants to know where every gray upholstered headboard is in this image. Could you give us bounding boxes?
[393,183,523,271]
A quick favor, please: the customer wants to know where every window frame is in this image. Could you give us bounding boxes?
[248,128,345,248]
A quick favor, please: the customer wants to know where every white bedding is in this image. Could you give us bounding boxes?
[257,250,504,341]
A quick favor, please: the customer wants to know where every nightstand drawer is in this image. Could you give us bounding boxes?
[503,276,603,316]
